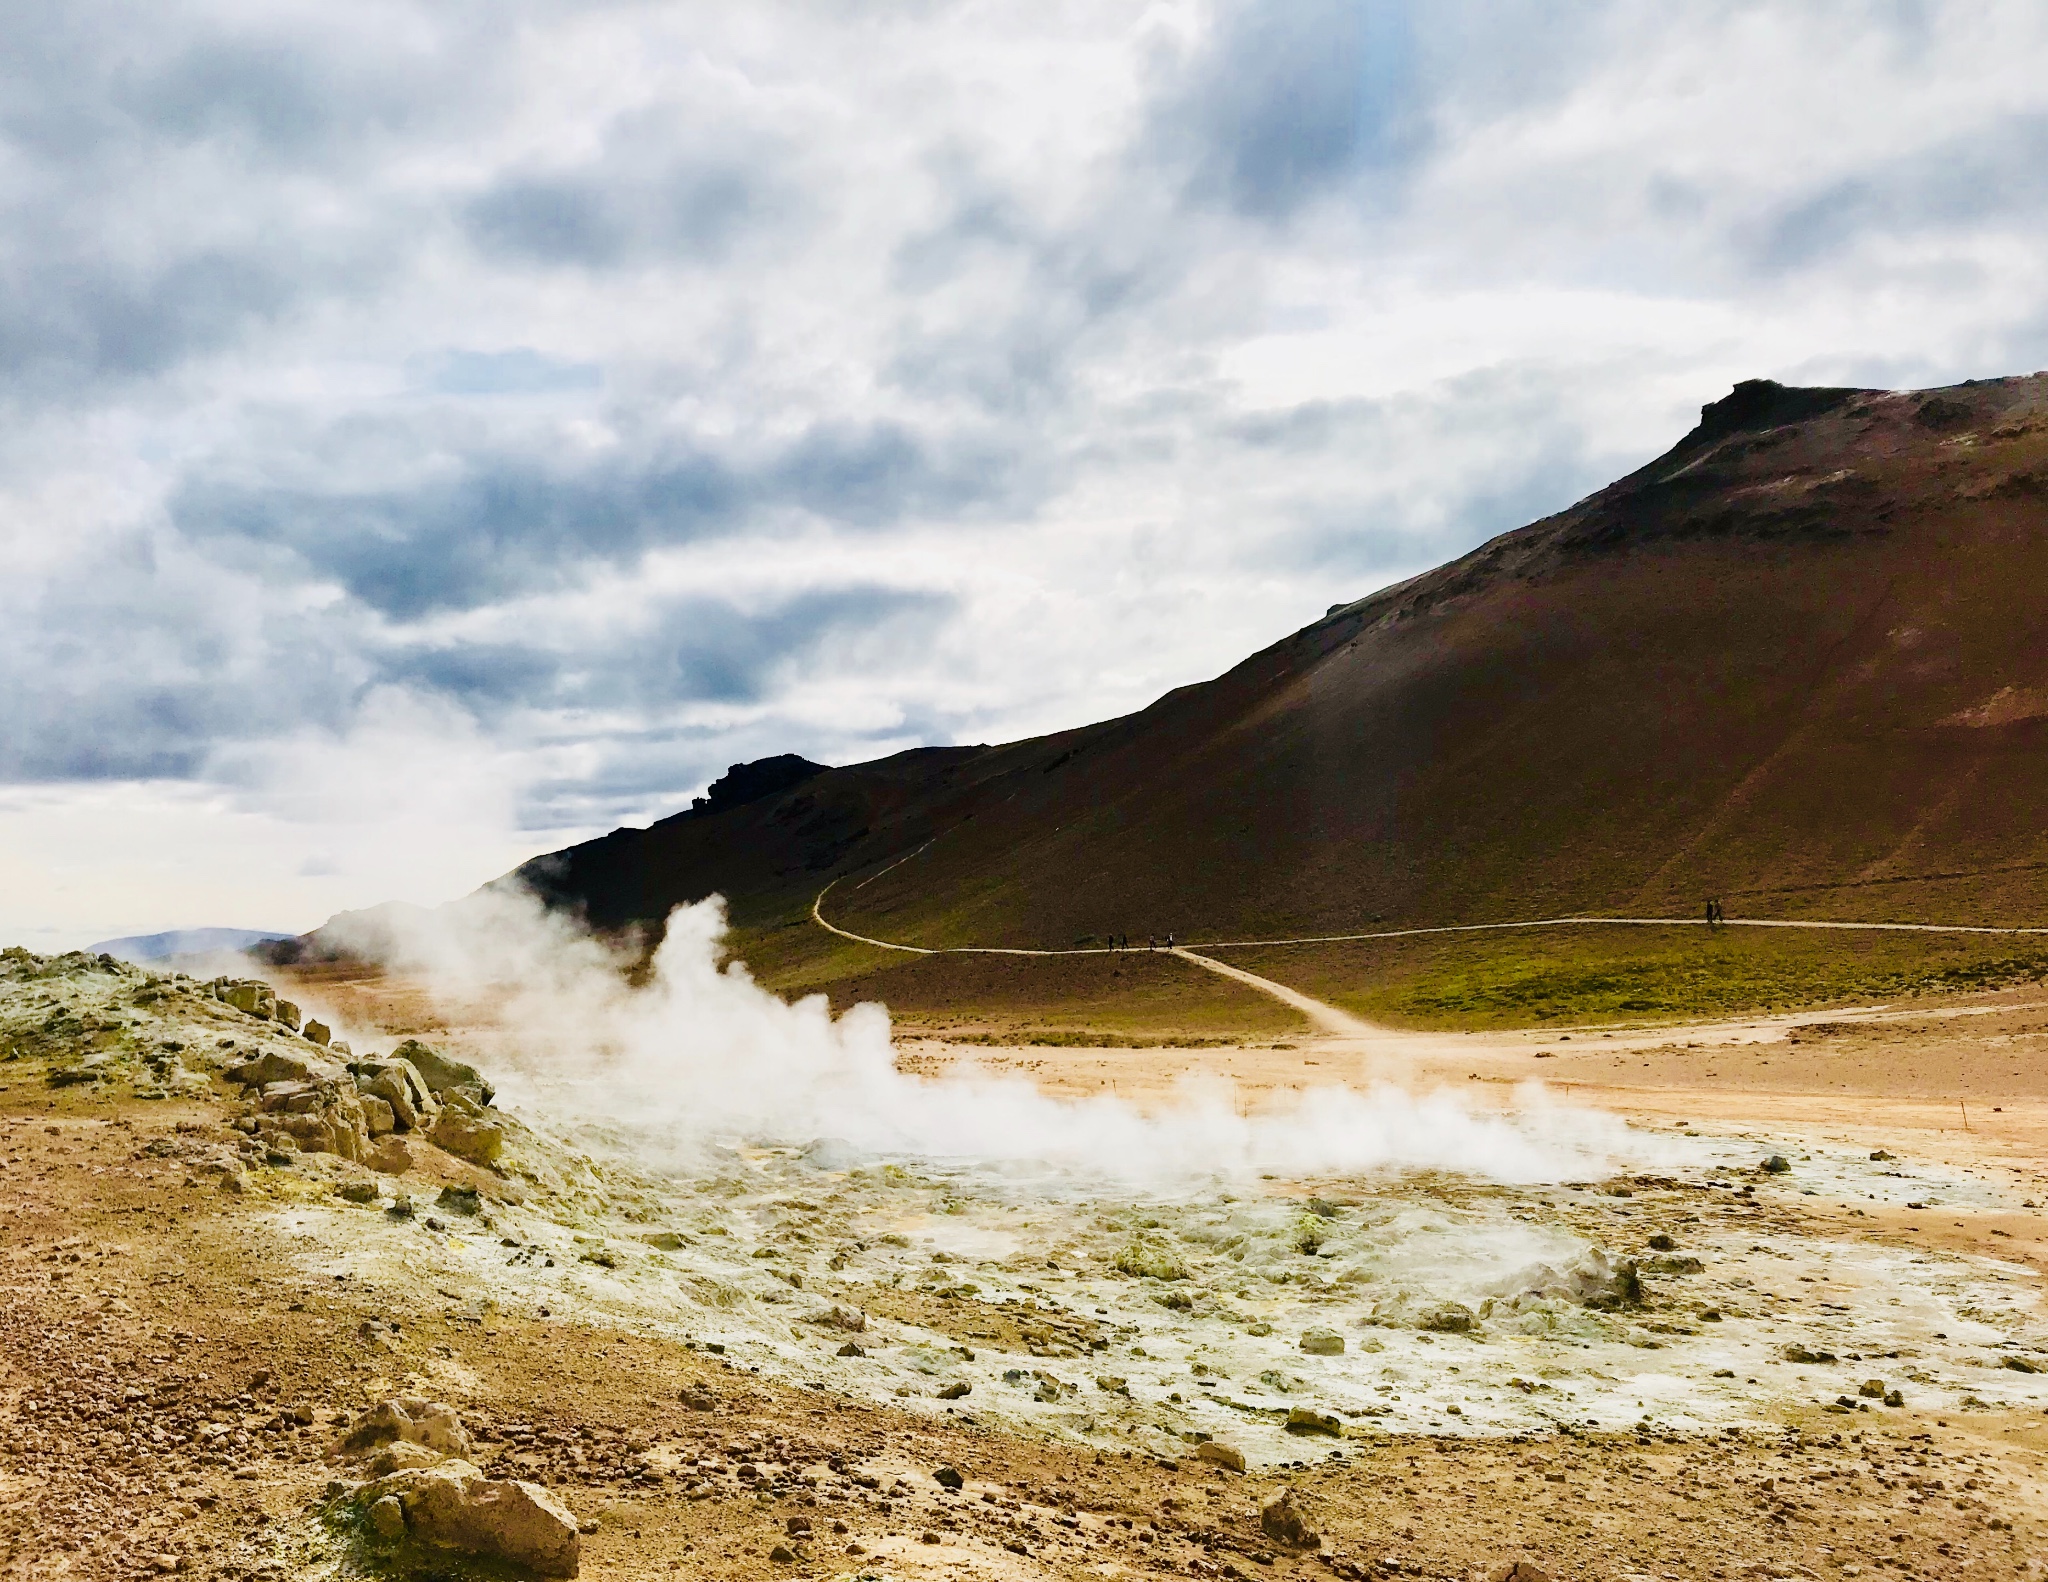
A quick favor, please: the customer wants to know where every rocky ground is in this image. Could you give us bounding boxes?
[4,946,2048,1580]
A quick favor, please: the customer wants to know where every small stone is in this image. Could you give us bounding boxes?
[769,1543,796,1562]
[1858,1379,1886,1399]
[368,1495,406,1539]
[1259,1490,1318,1550]
[937,1382,970,1400]
[1761,1155,1792,1174]
[835,1341,865,1357]
[1284,1407,1342,1436]
[785,1516,812,1536]
[1195,1441,1246,1472]
[1486,1562,1551,1582]
[933,1465,964,1489]
[921,1531,941,1545]
[1421,1302,1477,1333]
[338,1181,379,1204]
[1884,1389,1904,1407]
[1299,1328,1344,1356]
[435,1184,483,1216]
[304,1020,333,1047]
[1647,1234,1676,1251]
[2002,1357,2042,1374]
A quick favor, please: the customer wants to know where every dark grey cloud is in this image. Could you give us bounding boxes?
[1151,0,1424,220]
[382,586,954,717]
[173,420,1041,619]
[0,540,363,781]
[1747,114,2048,274]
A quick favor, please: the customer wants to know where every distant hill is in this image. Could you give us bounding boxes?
[91,928,295,964]
[509,374,2048,972]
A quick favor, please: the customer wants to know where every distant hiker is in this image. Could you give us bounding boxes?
[1714,899,1726,927]
[1705,899,1717,929]
[1148,934,1156,951]
[1167,932,1176,949]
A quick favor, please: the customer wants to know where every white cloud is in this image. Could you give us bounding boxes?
[6,0,2048,938]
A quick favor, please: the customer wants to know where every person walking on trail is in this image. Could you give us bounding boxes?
[1148,935,1156,951]
[1167,932,1176,949]
[1705,899,1717,929]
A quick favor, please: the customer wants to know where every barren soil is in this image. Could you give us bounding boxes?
[5,948,2048,1582]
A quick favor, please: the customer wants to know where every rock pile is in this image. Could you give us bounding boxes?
[223,1040,506,1169]
[1485,1248,1643,1319]
[332,1398,582,1577]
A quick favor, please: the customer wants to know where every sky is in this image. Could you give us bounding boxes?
[6,0,2048,949]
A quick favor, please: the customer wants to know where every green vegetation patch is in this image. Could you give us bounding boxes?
[1226,926,2048,1031]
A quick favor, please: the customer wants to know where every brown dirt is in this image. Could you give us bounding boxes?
[11,962,2048,1579]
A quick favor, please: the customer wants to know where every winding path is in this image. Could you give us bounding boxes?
[811,879,2048,1032]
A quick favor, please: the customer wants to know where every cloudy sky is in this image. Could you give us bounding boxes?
[6,0,2047,947]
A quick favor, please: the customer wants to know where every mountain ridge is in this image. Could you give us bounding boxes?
[287,373,2048,1001]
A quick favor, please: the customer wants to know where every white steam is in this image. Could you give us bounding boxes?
[324,887,1629,1184]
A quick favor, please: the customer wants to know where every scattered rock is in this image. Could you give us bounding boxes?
[642,1231,687,1251]
[367,1494,406,1540]
[769,1543,797,1562]
[1858,1379,1887,1399]
[337,1180,379,1205]
[933,1466,964,1489]
[937,1382,971,1400]
[304,1020,333,1047]
[2002,1357,2042,1374]
[1284,1407,1341,1436]
[366,1136,415,1175]
[1761,1155,1792,1174]
[1647,1234,1676,1251]
[1486,1562,1551,1582]
[1195,1441,1246,1472]
[835,1342,866,1358]
[1421,1302,1479,1333]
[363,1459,580,1577]
[1782,1344,1838,1365]
[1299,1328,1345,1355]
[1259,1489,1318,1550]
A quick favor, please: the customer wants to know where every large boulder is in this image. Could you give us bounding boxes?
[220,980,276,1019]
[429,1097,506,1168]
[225,1049,345,1088]
[390,1039,495,1106]
[237,1061,370,1162]
[353,1058,437,1132]
[363,1460,580,1577]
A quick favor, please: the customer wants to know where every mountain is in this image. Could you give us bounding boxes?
[484,375,2048,994]
[91,927,296,964]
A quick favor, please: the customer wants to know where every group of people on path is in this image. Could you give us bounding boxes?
[1107,933,1174,951]
[1705,898,1728,928]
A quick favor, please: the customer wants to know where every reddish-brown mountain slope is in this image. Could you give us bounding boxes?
[514,374,2048,957]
